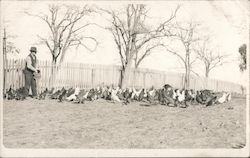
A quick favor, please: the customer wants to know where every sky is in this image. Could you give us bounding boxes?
[1,0,249,86]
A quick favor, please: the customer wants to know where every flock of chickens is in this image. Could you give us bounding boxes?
[4,84,232,108]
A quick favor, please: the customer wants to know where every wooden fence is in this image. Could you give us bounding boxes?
[3,59,246,94]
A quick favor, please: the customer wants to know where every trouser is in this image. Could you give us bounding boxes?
[23,70,37,97]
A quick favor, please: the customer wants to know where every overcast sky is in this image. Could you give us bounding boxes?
[1,0,248,85]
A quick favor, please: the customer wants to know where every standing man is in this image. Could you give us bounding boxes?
[23,46,39,98]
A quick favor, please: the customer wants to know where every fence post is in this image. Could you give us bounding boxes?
[45,60,48,89]
[216,80,219,92]
[17,59,20,89]
[181,73,184,89]
[143,71,146,88]
[91,67,94,88]
[193,77,196,91]
[11,59,14,90]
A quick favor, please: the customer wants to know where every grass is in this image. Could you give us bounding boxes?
[3,97,246,148]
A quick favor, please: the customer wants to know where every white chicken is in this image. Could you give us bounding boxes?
[116,86,122,94]
[217,92,227,104]
[226,92,232,102]
[111,87,121,103]
[143,89,147,98]
[83,90,89,99]
[66,87,80,101]
[131,87,142,100]
[148,88,155,97]
[172,90,178,100]
[176,89,185,102]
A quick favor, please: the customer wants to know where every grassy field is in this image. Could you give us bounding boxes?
[3,97,246,148]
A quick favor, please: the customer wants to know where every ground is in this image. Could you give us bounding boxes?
[3,97,246,148]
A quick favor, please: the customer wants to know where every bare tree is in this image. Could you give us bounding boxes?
[238,44,247,72]
[2,28,20,56]
[25,4,98,86]
[133,41,165,69]
[164,20,200,89]
[3,28,7,93]
[2,28,20,93]
[6,41,20,54]
[195,37,230,78]
[101,4,179,88]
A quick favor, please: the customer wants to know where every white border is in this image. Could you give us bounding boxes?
[0,0,249,157]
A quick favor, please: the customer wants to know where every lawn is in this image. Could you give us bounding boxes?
[3,97,246,148]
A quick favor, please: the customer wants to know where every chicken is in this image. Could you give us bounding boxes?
[157,89,166,105]
[101,88,111,100]
[111,87,121,103]
[172,89,178,100]
[58,88,67,102]
[176,89,185,102]
[217,92,227,104]
[48,88,54,94]
[15,87,26,100]
[39,88,48,100]
[148,88,156,97]
[183,89,193,106]
[75,90,87,104]
[87,88,96,101]
[123,88,132,104]
[226,92,232,102]
[66,87,80,101]
[83,90,89,99]
[190,89,196,100]
[175,89,186,108]
[196,90,208,104]
[116,89,124,100]
[50,88,62,99]
[66,88,75,97]
[6,87,15,100]
[146,88,158,104]
[143,89,148,98]
[206,96,217,107]
[95,86,102,99]
[138,88,147,101]
[131,87,142,101]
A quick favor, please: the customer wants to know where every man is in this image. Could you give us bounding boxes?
[23,46,39,98]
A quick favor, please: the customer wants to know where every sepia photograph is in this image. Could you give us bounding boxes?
[0,0,249,157]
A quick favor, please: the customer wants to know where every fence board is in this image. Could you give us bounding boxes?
[3,59,246,94]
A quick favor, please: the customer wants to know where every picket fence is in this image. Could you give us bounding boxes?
[3,59,246,94]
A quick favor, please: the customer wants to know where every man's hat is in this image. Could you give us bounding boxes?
[30,47,37,53]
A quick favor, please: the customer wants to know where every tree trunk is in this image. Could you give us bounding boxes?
[183,62,191,89]
[187,66,190,89]
[205,65,210,78]
[121,59,133,89]
[49,57,57,89]
[119,67,125,88]
[187,51,191,89]
[183,64,188,89]
[205,69,209,78]
[183,51,189,89]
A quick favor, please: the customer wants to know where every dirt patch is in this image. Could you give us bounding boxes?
[3,97,246,148]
